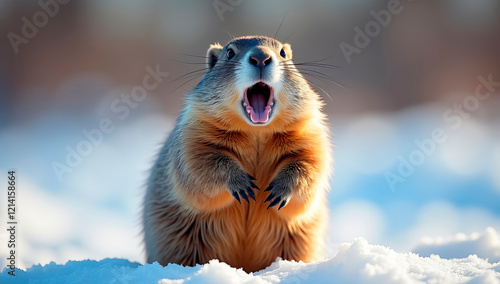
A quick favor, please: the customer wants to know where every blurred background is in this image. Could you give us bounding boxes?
[0,0,499,269]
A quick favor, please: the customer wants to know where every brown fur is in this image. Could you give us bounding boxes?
[143,36,332,272]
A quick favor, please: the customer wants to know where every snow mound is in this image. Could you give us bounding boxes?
[414,227,500,263]
[2,238,499,284]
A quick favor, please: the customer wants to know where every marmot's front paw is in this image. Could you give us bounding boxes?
[264,179,293,210]
[228,173,259,204]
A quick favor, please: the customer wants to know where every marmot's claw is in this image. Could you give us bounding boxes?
[231,191,241,204]
[264,181,274,192]
[229,172,259,204]
[264,180,292,210]
[278,200,287,210]
[266,197,281,209]
[239,189,250,203]
[246,186,257,201]
[249,180,259,190]
[264,192,275,203]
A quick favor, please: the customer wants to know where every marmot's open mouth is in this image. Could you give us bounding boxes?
[243,82,274,124]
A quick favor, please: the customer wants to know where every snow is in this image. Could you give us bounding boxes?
[2,237,499,284]
[414,227,500,264]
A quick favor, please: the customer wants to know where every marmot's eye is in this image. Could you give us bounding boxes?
[227,48,235,60]
[280,48,286,58]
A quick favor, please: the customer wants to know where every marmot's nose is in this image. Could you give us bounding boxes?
[249,47,272,68]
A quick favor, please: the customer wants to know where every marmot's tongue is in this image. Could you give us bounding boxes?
[249,93,269,123]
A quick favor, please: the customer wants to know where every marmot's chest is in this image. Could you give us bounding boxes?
[230,135,286,183]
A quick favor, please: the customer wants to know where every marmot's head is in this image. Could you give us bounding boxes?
[189,35,320,130]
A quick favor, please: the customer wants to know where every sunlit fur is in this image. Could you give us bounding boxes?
[143,35,332,273]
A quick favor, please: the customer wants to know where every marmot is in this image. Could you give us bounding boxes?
[143,35,332,273]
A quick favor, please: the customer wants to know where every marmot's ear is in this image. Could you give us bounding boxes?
[282,43,292,59]
[207,43,223,70]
